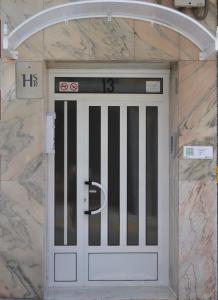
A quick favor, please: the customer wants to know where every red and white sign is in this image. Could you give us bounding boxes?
[59,81,79,92]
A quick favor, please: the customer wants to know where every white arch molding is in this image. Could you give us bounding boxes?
[3,0,217,59]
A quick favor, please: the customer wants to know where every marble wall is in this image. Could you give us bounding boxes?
[0,0,217,299]
[0,59,45,298]
[169,60,217,300]
[169,64,179,295]
[178,61,217,300]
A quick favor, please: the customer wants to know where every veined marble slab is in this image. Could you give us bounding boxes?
[134,21,179,61]
[2,0,44,59]
[178,61,216,180]
[169,64,179,295]
[0,180,43,299]
[178,60,217,300]
[44,20,90,60]
[0,61,44,181]
[179,180,216,300]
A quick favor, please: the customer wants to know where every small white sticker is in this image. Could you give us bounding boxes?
[59,81,79,92]
[183,146,213,160]
[45,113,56,154]
[146,80,161,93]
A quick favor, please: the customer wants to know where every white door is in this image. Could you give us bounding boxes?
[48,74,169,287]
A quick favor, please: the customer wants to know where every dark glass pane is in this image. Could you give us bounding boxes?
[108,107,120,245]
[127,107,139,245]
[55,77,163,94]
[146,107,158,245]
[89,106,101,246]
[55,101,64,245]
[67,102,77,245]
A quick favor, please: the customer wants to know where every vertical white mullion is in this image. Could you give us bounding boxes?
[82,102,89,284]
[101,106,108,246]
[139,106,146,246]
[120,106,127,246]
[64,101,68,246]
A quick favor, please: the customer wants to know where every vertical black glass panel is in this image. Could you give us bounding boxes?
[89,106,101,246]
[67,102,77,245]
[55,101,64,245]
[127,107,139,245]
[146,107,158,245]
[108,107,120,245]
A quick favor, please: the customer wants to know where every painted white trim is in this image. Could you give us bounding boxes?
[139,107,146,246]
[101,107,108,247]
[4,0,216,58]
[64,101,68,245]
[120,106,127,247]
[48,68,170,77]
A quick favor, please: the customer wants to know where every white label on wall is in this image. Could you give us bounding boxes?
[16,61,43,99]
[183,146,213,160]
[145,80,161,93]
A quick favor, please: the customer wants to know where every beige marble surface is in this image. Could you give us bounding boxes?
[1,0,43,31]
[0,1,217,299]
[0,101,43,181]
[169,64,179,295]
[1,0,44,60]
[0,62,44,181]
[179,61,216,180]
[179,180,216,300]
[179,36,200,61]
[44,18,181,62]
[44,18,135,61]
[134,21,179,61]
[44,20,90,60]
[178,61,217,300]
[44,0,76,7]
[0,59,44,298]
[89,18,134,60]
[0,180,43,298]
[18,32,44,60]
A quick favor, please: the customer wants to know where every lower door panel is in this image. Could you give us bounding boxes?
[88,253,158,281]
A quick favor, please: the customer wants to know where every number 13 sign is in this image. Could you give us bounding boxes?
[59,81,79,92]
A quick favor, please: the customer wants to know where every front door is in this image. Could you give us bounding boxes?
[48,74,169,287]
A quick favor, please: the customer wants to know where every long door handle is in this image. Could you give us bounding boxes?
[84,181,107,215]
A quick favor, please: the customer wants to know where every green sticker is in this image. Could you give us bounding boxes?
[186,147,193,157]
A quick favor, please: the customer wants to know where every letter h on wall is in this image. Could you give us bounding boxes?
[22,74,38,87]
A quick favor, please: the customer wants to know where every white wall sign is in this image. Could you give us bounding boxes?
[183,145,213,159]
[146,80,161,93]
[16,61,43,99]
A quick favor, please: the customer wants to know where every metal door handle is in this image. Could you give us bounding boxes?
[84,181,107,215]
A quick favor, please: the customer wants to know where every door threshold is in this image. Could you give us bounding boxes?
[45,286,177,300]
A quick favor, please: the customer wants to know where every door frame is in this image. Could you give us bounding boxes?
[46,67,170,289]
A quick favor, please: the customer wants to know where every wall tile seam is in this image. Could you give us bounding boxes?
[216,4,218,299]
